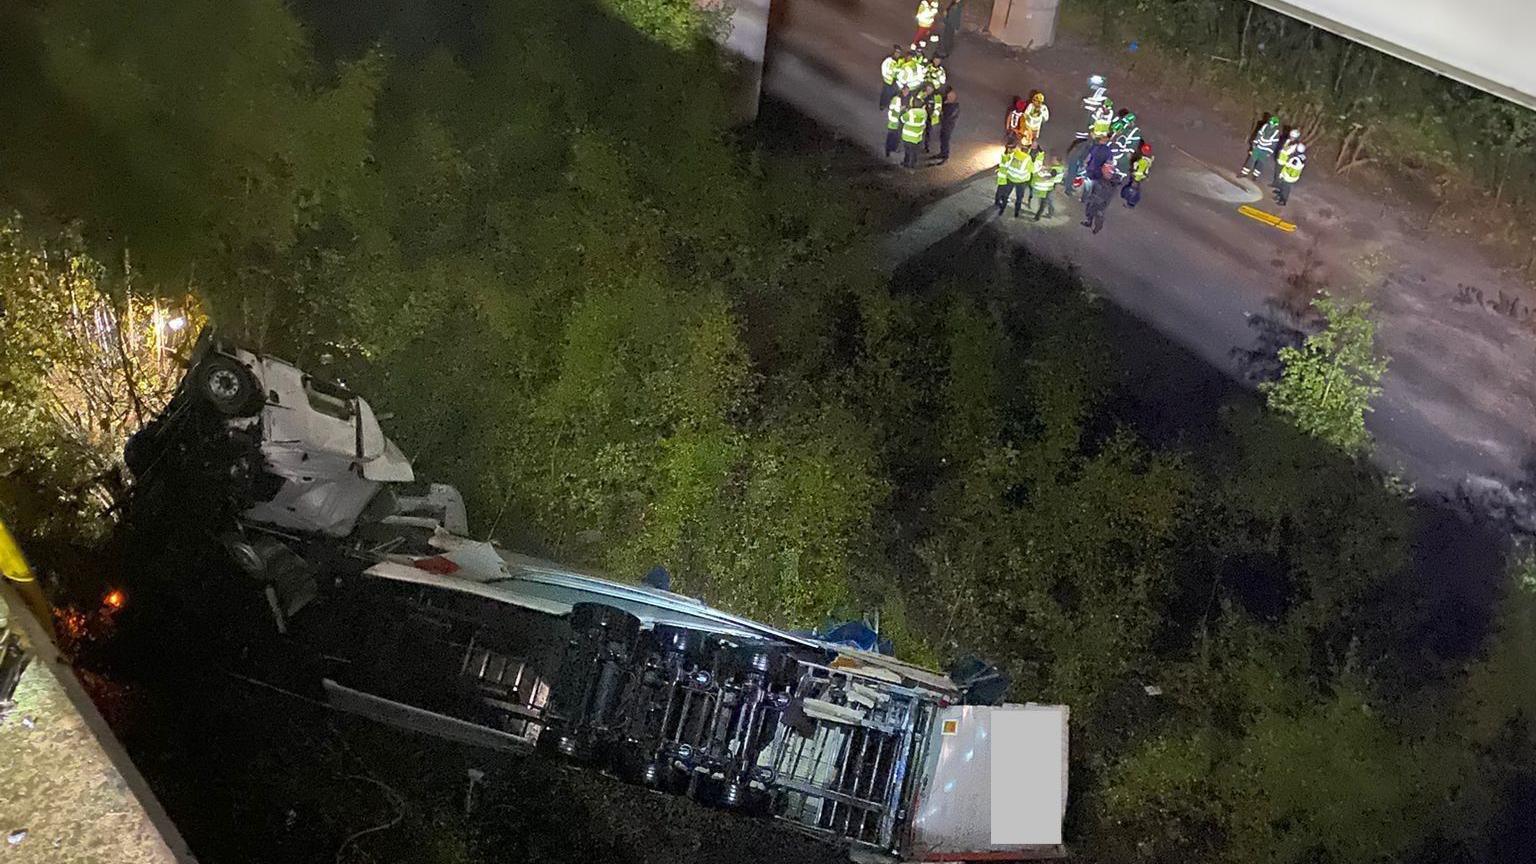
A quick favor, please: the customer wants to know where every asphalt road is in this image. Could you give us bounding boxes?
[764,0,1536,499]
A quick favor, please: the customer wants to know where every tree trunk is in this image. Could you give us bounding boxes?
[1238,5,1252,70]
[1333,42,1352,97]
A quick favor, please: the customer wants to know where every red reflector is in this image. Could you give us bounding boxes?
[412,555,460,575]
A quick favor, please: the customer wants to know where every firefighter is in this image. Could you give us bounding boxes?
[1240,113,1281,178]
[1030,156,1064,221]
[1273,128,1302,188]
[879,45,904,109]
[885,91,905,159]
[1275,144,1306,206]
[1006,96,1028,144]
[901,96,929,168]
[1021,90,1049,148]
[915,0,940,43]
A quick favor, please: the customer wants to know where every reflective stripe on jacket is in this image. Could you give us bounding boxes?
[1006,150,1033,184]
[1030,167,1062,194]
[882,57,899,85]
[1253,123,1280,152]
[902,107,929,143]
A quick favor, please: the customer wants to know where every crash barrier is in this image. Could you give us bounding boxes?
[0,522,197,863]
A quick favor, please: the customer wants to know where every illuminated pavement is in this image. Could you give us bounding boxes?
[767,0,1536,499]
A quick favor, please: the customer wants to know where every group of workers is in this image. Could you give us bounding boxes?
[1054,77,1155,233]
[1240,112,1309,206]
[882,3,1313,234]
[880,41,959,168]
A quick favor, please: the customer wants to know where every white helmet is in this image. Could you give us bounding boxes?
[1296,143,1307,153]
[1288,128,1301,138]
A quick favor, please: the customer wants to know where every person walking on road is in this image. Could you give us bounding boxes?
[879,46,904,109]
[914,0,940,43]
[1082,162,1123,234]
[936,85,959,163]
[1031,156,1064,220]
[1240,113,1281,178]
[901,97,929,168]
[1021,91,1049,148]
[885,91,905,159]
[1275,144,1306,206]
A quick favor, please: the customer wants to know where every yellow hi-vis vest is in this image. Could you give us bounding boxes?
[1132,154,1154,182]
[881,56,899,86]
[997,152,1015,185]
[888,97,902,130]
[901,106,928,143]
[916,0,939,28]
[1030,167,1062,194]
[1091,107,1113,137]
[1279,155,1305,183]
[1006,150,1033,184]
[930,93,943,125]
[1024,103,1048,132]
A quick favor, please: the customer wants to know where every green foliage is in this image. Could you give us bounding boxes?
[0,1,1532,863]
[1261,294,1387,454]
[0,217,198,541]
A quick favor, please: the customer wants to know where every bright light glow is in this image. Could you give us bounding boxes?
[166,316,187,332]
[103,589,126,610]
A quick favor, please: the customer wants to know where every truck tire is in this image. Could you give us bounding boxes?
[197,355,260,416]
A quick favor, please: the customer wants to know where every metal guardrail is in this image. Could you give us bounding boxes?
[1,519,199,863]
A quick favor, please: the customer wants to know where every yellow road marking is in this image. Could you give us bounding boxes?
[1238,204,1296,232]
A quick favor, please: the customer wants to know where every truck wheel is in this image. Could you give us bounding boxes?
[197,355,259,416]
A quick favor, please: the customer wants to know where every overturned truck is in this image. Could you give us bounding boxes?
[124,331,1070,862]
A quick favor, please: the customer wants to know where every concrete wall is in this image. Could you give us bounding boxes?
[989,0,1061,50]
[697,0,773,124]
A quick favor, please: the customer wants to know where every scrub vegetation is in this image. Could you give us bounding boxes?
[1,1,1533,862]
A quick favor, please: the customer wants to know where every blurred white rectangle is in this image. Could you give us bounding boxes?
[1252,0,1536,110]
[990,705,1068,846]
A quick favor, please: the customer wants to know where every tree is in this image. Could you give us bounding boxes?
[0,217,200,541]
[1260,293,1386,454]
